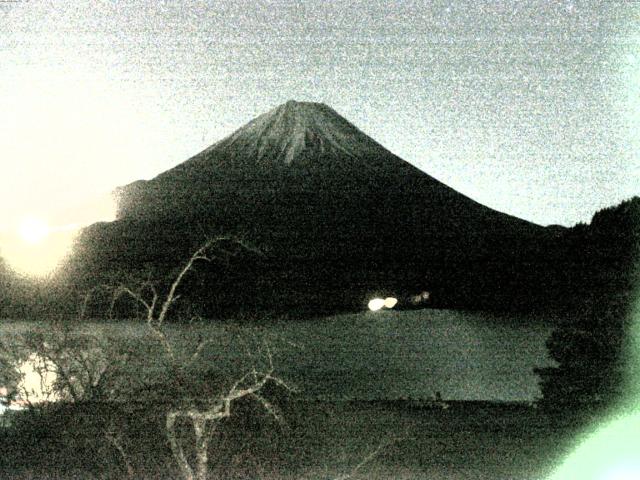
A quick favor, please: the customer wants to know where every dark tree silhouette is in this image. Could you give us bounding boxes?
[536,197,640,408]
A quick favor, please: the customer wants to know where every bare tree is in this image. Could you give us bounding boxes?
[106,236,259,359]
[0,237,284,480]
[0,323,111,406]
[103,237,291,480]
[166,351,292,480]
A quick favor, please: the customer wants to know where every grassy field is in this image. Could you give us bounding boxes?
[0,309,579,479]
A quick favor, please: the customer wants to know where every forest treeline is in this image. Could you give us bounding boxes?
[0,197,638,320]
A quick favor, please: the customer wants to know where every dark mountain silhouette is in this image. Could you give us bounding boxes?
[115,101,537,229]
[66,101,580,316]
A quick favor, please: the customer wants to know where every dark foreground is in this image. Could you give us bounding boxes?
[0,400,595,480]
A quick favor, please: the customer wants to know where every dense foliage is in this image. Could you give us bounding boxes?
[535,197,639,408]
[0,323,293,479]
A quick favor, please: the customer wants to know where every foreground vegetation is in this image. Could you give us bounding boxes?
[0,397,596,479]
[0,312,589,480]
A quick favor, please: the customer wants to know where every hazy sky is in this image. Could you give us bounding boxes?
[1,0,638,237]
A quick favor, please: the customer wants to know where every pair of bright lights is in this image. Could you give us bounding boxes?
[368,297,398,311]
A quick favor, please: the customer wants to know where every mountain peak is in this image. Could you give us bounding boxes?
[282,99,321,108]
[277,99,330,115]
[267,100,334,133]
[208,100,390,168]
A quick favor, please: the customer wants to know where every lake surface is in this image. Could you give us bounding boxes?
[272,309,556,401]
[0,308,556,402]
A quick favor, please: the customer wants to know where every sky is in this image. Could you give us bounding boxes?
[0,0,639,274]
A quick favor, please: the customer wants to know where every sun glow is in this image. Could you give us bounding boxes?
[18,217,50,245]
[2,226,77,278]
[1,72,165,247]
[0,194,118,277]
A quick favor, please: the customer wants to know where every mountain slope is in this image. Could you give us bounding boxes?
[74,101,550,316]
[116,101,535,229]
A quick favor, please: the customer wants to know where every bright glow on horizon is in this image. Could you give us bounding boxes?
[18,217,50,245]
[0,192,118,277]
[2,228,78,278]
[0,70,170,236]
[384,297,398,309]
[368,298,385,311]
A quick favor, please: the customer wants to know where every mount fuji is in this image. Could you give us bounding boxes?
[73,101,551,315]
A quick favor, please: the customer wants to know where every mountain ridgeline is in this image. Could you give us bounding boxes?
[65,101,638,318]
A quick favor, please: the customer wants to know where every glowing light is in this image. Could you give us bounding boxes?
[547,412,640,480]
[1,193,116,277]
[1,226,78,277]
[1,73,168,243]
[549,295,640,479]
[384,297,398,309]
[16,353,59,404]
[368,298,385,311]
[18,217,49,245]
[603,463,640,480]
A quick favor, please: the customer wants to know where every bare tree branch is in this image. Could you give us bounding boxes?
[166,411,196,480]
[105,423,135,480]
[333,436,401,480]
[164,358,293,480]
[156,236,248,326]
[78,236,280,480]
[188,339,214,366]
